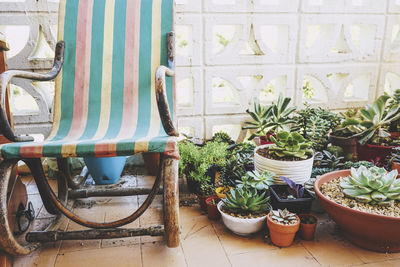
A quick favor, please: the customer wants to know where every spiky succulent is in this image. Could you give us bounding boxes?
[222,188,270,215]
[269,131,313,160]
[270,209,298,225]
[340,166,400,205]
[236,170,275,191]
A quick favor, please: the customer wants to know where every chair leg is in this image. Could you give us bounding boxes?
[162,156,180,247]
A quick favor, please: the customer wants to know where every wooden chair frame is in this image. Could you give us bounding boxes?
[0,33,180,256]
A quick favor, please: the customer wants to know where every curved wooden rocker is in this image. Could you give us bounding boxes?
[0,0,179,256]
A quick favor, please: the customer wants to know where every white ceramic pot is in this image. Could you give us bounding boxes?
[254,144,314,185]
[217,201,268,236]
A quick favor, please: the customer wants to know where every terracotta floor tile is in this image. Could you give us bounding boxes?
[55,245,142,267]
[229,246,320,267]
[181,223,231,267]
[142,241,187,267]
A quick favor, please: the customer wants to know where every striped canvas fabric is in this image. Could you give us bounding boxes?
[1,0,178,159]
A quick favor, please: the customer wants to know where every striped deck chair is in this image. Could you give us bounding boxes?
[0,0,179,256]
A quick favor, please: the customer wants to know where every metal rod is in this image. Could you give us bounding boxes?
[68,186,163,199]
[26,226,164,243]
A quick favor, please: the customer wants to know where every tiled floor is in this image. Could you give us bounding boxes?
[11,174,400,267]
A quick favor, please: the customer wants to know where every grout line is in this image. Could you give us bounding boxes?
[180,241,190,267]
[300,241,323,267]
[211,222,233,267]
[139,240,144,267]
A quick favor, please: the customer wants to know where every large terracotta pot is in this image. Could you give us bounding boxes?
[315,170,400,253]
[330,135,357,161]
[267,212,300,247]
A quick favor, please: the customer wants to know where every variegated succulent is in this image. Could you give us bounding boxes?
[270,209,298,225]
[340,166,400,205]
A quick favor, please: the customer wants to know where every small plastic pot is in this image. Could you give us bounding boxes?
[206,196,221,220]
[298,214,318,241]
[267,212,300,247]
[393,161,400,177]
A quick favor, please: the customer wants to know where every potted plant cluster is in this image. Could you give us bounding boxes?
[267,208,300,247]
[218,188,271,235]
[315,165,400,252]
[254,131,314,184]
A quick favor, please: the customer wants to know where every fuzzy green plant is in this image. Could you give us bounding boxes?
[270,209,298,225]
[268,131,313,160]
[222,188,270,215]
[236,170,275,191]
[340,166,400,205]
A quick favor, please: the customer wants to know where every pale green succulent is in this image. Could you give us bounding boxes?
[340,166,400,205]
[269,131,313,160]
[236,170,275,191]
[222,188,270,215]
[270,209,298,225]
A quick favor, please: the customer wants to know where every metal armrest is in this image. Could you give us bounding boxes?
[155,66,178,137]
[0,41,64,142]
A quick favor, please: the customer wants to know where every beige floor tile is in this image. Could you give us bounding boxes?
[229,246,320,267]
[136,175,156,187]
[142,241,187,267]
[349,244,399,264]
[13,242,61,267]
[55,245,142,267]
[352,258,400,267]
[212,220,279,255]
[181,223,231,267]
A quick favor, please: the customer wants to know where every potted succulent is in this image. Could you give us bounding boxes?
[235,170,275,191]
[315,166,400,252]
[292,105,341,152]
[354,95,400,165]
[218,188,271,236]
[269,177,313,214]
[243,94,296,145]
[267,208,300,247]
[298,214,318,241]
[206,195,221,220]
[330,109,363,161]
[198,183,217,212]
[388,89,400,139]
[254,131,314,184]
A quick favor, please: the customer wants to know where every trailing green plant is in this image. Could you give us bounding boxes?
[355,95,400,145]
[211,131,234,145]
[343,161,375,169]
[331,109,363,137]
[268,131,313,160]
[178,140,228,194]
[222,188,270,215]
[270,209,298,225]
[340,166,400,205]
[236,170,275,191]
[293,104,341,151]
[243,94,296,140]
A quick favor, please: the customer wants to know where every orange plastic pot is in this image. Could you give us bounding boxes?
[315,170,400,252]
[206,196,221,220]
[267,212,300,247]
[298,214,318,241]
[393,161,400,176]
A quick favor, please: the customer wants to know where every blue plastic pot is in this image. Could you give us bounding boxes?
[83,156,127,185]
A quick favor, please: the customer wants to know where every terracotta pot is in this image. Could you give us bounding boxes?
[206,196,221,220]
[315,170,400,253]
[390,132,400,139]
[142,153,160,176]
[357,143,394,165]
[298,214,318,241]
[267,212,300,247]
[197,194,214,212]
[330,135,357,161]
